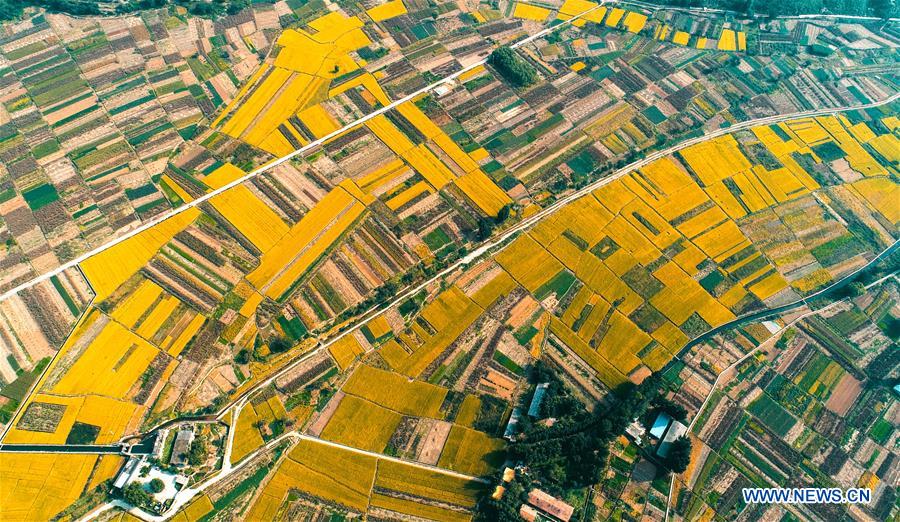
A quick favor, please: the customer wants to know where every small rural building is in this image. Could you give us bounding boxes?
[625,420,645,445]
[656,420,688,459]
[170,428,195,467]
[151,429,167,460]
[649,411,672,439]
[504,408,522,441]
[113,457,142,489]
[526,488,575,522]
[519,504,540,521]
[527,383,549,418]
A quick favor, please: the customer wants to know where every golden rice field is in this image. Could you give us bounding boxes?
[229,404,265,465]
[297,104,340,138]
[850,177,900,225]
[86,455,123,492]
[513,2,551,21]
[386,181,431,211]
[550,316,629,388]
[247,439,377,516]
[81,208,199,299]
[111,279,163,327]
[621,11,647,32]
[207,175,290,253]
[368,101,512,217]
[0,453,96,521]
[470,268,518,309]
[320,395,402,452]
[365,315,393,339]
[342,364,448,417]
[366,0,407,21]
[369,494,472,522]
[247,435,488,518]
[495,234,564,292]
[437,425,505,476]
[454,170,514,217]
[557,0,606,23]
[374,459,485,507]
[216,12,370,154]
[171,494,214,522]
[381,286,483,377]
[456,397,482,430]
[52,319,159,399]
[328,334,366,370]
[247,185,366,299]
[255,396,289,426]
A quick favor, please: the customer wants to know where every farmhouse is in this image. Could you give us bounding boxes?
[656,419,688,459]
[170,428,195,467]
[525,488,575,522]
[527,382,549,417]
[649,411,672,439]
[113,456,142,489]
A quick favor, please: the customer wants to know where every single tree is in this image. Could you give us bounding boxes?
[664,436,692,473]
[148,478,165,494]
[123,482,151,507]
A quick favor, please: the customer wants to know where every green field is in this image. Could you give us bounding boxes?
[747,393,796,437]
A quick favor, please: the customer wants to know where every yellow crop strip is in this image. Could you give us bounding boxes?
[438,425,505,476]
[164,313,206,357]
[160,174,193,203]
[321,395,402,452]
[605,7,625,26]
[367,114,416,154]
[717,28,737,51]
[356,158,406,193]
[211,63,270,129]
[135,295,180,339]
[850,177,900,225]
[386,181,431,210]
[297,104,340,138]
[81,209,199,300]
[622,12,647,33]
[402,145,457,189]
[246,439,376,517]
[672,31,690,46]
[0,453,97,521]
[52,320,160,399]
[210,185,290,252]
[385,286,483,377]
[230,404,265,465]
[558,0,606,22]
[111,279,163,328]
[247,186,366,299]
[513,2,551,21]
[342,364,448,417]
[367,0,407,21]
[455,170,514,217]
[328,334,365,369]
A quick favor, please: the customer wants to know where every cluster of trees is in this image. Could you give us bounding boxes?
[477,365,670,520]
[122,478,162,507]
[663,436,692,473]
[488,47,537,89]
[642,0,897,18]
[476,204,513,241]
[187,435,207,466]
